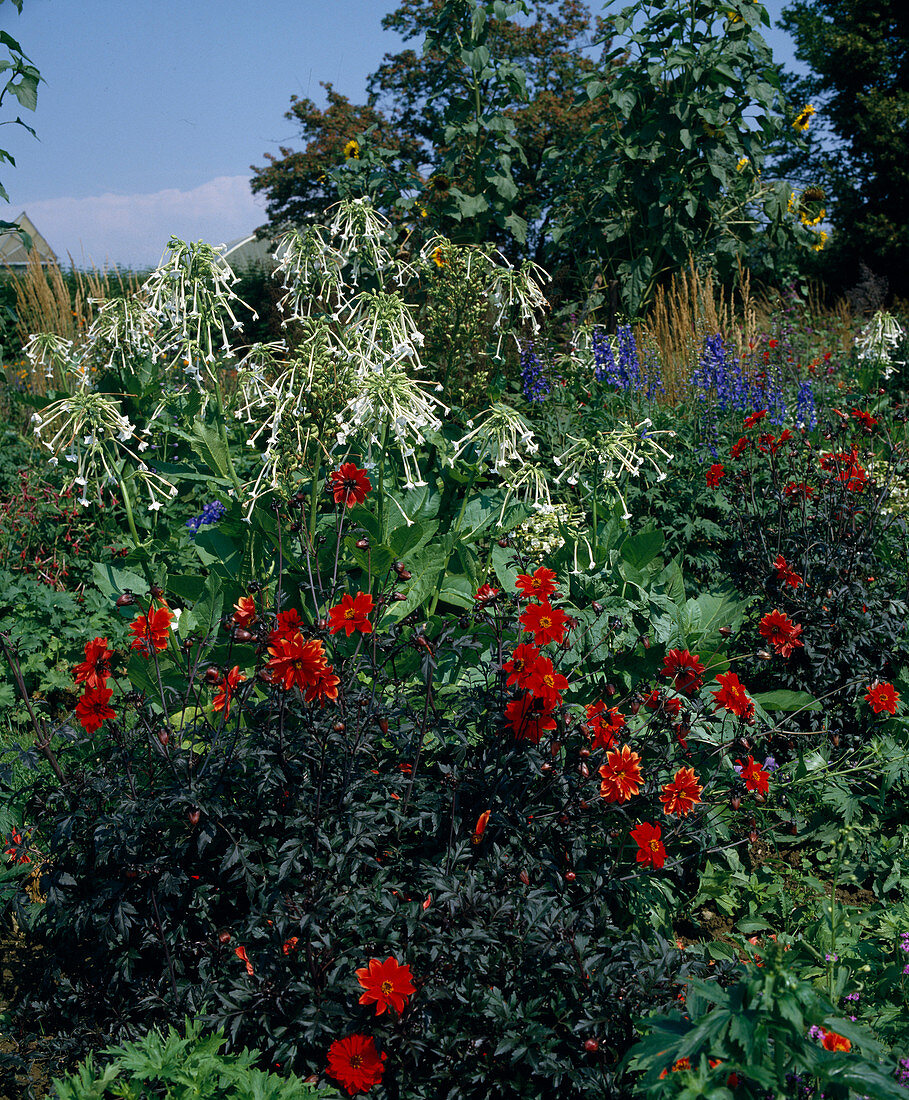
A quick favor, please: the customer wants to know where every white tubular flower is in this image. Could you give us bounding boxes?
[31,388,174,507]
[328,197,394,279]
[273,225,346,320]
[451,402,539,471]
[79,294,159,375]
[485,259,549,357]
[855,311,904,378]
[23,333,75,384]
[336,352,447,489]
[141,237,256,375]
[555,421,675,490]
[233,341,288,424]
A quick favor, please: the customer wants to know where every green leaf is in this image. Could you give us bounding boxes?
[188,420,233,482]
[751,690,821,713]
[620,527,664,571]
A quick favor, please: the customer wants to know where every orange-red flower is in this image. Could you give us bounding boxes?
[266,632,330,692]
[503,642,541,689]
[631,821,666,869]
[519,600,569,646]
[232,595,256,627]
[235,945,254,976]
[585,701,626,751]
[744,409,767,429]
[730,436,749,459]
[660,767,703,817]
[329,591,374,637]
[270,607,304,644]
[598,745,643,803]
[304,663,341,706]
[472,809,490,844]
[850,408,877,431]
[355,956,416,1015]
[712,671,754,723]
[737,754,770,796]
[524,654,569,708]
[3,830,30,865]
[661,648,705,694]
[213,666,246,719]
[129,605,173,656]
[73,637,113,690]
[773,553,803,589]
[474,583,499,604]
[643,690,682,717]
[326,1034,386,1095]
[706,463,725,487]
[329,463,372,508]
[515,566,559,601]
[865,681,900,715]
[759,609,804,657]
[282,936,299,956]
[75,686,116,733]
[505,692,557,744]
[820,1028,852,1052]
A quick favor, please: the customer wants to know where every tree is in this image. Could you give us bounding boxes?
[778,0,909,300]
[250,0,611,260]
[549,0,800,317]
[1,0,41,231]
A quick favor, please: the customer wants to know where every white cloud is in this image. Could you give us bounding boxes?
[20,175,267,270]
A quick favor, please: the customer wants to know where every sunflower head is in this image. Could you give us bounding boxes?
[803,185,825,202]
[343,139,360,160]
[430,174,451,194]
[793,104,815,132]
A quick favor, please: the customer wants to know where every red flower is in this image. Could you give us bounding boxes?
[820,1029,852,1053]
[270,607,304,644]
[213,666,246,718]
[585,701,626,751]
[326,1035,386,1096]
[303,663,341,706]
[329,463,372,508]
[356,956,416,1015]
[519,600,569,646]
[768,339,779,349]
[129,605,173,656]
[505,693,557,744]
[329,592,374,637]
[730,436,749,459]
[783,480,815,501]
[266,632,331,692]
[864,681,900,715]
[773,554,803,589]
[850,408,877,430]
[661,648,705,694]
[660,767,703,817]
[232,595,256,628]
[712,671,754,723]
[820,447,867,492]
[744,409,767,429]
[282,936,299,955]
[75,686,116,733]
[3,830,30,865]
[642,690,682,717]
[705,463,725,487]
[524,654,570,709]
[474,583,499,604]
[472,810,490,844]
[515,566,559,601]
[737,754,770,796]
[235,945,254,976]
[630,821,666,869]
[599,744,643,804]
[502,642,541,689]
[73,637,113,690]
[759,609,803,657]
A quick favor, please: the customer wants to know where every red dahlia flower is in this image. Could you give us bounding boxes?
[304,663,340,706]
[864,681,900,715]
[712,671,754,724]
[326,1034,386,1096]
[519,600,569,646]
[642,690,682,717]
[585,701,626,751]
[524,654,569,709]
[73,637,113,690]
[850,408,877,430]
[355,956,416,1015]
[472,809,490,843]
[515,566,559,601]
[705,463,725,487]
[730,436,749,459]
[232,595,256,627]
[269,607,304,644]
[598,745,643,803]
[282,936,299,955]
[660,767,703,817]
[820,1029,852,1053]
[505,692,557,744]
[744,409,767,429]
[630,821,666,869]
[773,554,803,589]
[329,591,374,636]
[129,605,173,656]
[266,632,330,692]
[736,754,770,796]
[75,686,116,733]
[661,648,705,694]
[502,642,541,689]
[213,665,246,718]
[783,480,815,501]
[474,583,499,604]
[235,945,254,976]
[759,609,804,657]
[328,463,372,508]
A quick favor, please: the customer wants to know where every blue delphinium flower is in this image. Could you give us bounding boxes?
[520,341,550,403]
[616,325,642,391]
[592,328,619,386]
[794,380,817,429]
[186,499,227,536]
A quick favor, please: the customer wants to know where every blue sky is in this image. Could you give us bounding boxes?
[2,0,804,270]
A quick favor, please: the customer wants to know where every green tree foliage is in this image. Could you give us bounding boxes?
[778,0,909,300]
[549,0,798,318]
[250,0,610,259]
[0,0,41,231]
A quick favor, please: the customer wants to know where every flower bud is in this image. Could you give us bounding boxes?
[218,929,232,944]
[564,871,576,883]
[233,628,254,643]
[355,537,370,550]
[116,591,136,607]
[584,1039,599,1054]
[204,667,221,684]
[519,870,530,885]
[188,809,200,825]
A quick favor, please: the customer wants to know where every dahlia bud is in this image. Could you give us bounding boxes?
[218,929,232,944]
[564,871,576,883]
[204,667,221,684]
[232,628,254,643]
[355,537,370,550]
[116,591,136,607]
[584,1039,599,1054]
[188,809,200,826]
[519,870,530,885]
[718,625,732,638]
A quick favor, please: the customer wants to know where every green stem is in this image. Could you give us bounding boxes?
[212,380,243,494]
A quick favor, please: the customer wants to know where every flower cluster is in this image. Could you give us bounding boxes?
[185,499,226,535]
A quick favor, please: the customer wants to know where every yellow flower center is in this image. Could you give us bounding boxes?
[381,980,394,995]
